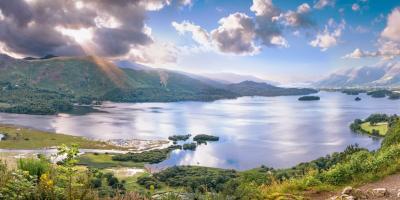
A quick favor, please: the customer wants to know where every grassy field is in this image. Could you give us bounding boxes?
[360,122,388,136]
[78,153,146,169]
[0,125,119,149]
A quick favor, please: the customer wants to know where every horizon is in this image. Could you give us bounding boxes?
[0,0,399,84]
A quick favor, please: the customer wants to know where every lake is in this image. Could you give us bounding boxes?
[0,91,399,170]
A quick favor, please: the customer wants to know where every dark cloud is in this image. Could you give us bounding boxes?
[0,0,185,58]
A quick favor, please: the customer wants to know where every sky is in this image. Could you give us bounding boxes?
[0,0,399,83]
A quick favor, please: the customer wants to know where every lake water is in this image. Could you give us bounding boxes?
[1,91,399,170]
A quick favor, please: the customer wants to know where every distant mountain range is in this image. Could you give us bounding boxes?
[0,54,316,114]
[314,62,400,88]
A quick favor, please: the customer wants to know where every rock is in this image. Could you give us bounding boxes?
[342,186,353,195]
[329,195,339,200]
[353,189,368,199]
[372,188,388,197]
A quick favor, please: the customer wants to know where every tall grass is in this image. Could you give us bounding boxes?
[17,158,50,178]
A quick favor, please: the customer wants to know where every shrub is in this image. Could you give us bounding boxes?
[17,158,50,179]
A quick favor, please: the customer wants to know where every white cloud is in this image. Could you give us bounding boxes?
[270,36,289,48]
[276,3,314,28]
[351,3,360,11]
[211,12,260,55]
[250,0,279,17]
[381,7,400,42]
[314,0,335,9]
[345,7,400,60]
[309,19,345,51]
[297,3,311,14]
[343,48,378,59]
[172,21,211,46]
[128,40,179,66]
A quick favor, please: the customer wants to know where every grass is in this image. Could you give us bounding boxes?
[77,153,146,169]
[0,124,120,149]
[360,122,388,136]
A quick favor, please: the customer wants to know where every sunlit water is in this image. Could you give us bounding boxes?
[1,91,399,170]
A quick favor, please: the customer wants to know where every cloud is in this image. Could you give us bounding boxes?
[250,0,279,17]
[314,0,335,9]
[344,41,400,60]
[352,3,360,11]
[211,13,259,55]
[309,19,345,51]
[345,7,400,60]
[0,0,189,65]
[343,48,379,59]
[128,40,179,66]
[171,21,210,46]
[270,36,289,48]
[381,7,400,42]
[275,3,314,28]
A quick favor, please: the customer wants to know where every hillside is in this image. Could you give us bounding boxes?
[0,54,316,114]
[226,80,317,96]
[315,62,400,88]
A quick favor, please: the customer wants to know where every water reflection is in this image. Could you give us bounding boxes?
[0,91,397,170]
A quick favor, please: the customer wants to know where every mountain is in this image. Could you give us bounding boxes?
[0,54,316,114]
[226,81,317,97]
[202,72,279,85]
[113,60,151,71]
[315,62,400,88]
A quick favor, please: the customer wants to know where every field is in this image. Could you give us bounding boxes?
[360,122,388,136]
[0,125,119,149]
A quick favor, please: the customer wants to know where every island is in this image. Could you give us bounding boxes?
[349,113,397,136]
[193,134,220,144]
[168,134,191,141]
[298,96,320,101]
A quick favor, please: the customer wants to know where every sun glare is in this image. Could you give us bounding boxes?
[55,26,93,44]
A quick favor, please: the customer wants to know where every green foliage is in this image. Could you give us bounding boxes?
[298,96,320,101]
[137,175,160,189]
[182,143,197,150]
[0,170,36,199]
[366,90,392,98]
[18,157,50,178]
[112,145,181,164]
[0,83,73,115]
[193,134,219,143]
[154,166,238,193]
[168,134,191,141]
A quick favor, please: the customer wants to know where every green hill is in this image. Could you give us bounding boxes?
[0,54,317,114]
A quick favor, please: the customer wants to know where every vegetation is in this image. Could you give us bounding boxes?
[153,166,238,193]
[389,92,400,100]
[350,114,397,136]
[360,122,388,136]
[4,117,400,199]
[0,125,118,149]
[78,153,145,169]
[355,97,361,101]
[366,89,392,98]
[226,81,318,97]
[341,89,366,95]
[0,82,73,115]
[298,96,320,101]
[182,143,197,150]
[193,134,220,144]
[0,145,133,200]
[168,134,191,142]
[0,56,319,115]
[111,145,182,164]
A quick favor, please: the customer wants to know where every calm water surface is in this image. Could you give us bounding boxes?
[1,91,399,170]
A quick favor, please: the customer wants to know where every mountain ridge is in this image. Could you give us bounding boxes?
[314,62,400,88]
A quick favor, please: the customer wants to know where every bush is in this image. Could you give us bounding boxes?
[17,158,50,179]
